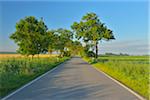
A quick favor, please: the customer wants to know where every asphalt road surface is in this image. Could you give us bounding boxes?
[4,57,140,100]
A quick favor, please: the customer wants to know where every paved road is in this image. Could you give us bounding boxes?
[4,57,140,100]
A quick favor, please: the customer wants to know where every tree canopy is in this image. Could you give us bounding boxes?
[54,28,73,57]
[71,12,115,58]
[10,13,115,58]
[10,16,48,56]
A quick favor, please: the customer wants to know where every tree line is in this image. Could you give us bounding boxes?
[10,12,115,59]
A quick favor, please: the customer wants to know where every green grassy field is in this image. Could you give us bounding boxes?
[0,55,69,98]
[84,56,149,99]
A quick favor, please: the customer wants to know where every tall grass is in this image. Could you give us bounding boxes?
[84,56,149,99]
[0,56,69,98]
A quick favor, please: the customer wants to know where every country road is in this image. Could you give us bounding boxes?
[3,57,141,100]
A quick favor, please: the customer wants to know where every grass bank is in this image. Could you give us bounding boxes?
[84,56,149,99]
[0,56,69,98]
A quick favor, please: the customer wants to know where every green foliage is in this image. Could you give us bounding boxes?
[10,16,48,56]
[54,28,73,57]
[68,41,84,56]
[71,12,115,58]
[83,56,98,64]
[91,56,149,99]
[9,13,115,58]
[104,52,129,56]
[9,16,82,57]
[63,51,71,57]
[0,57,69,97]
[46,30,57,54]
[85,51,96,57]
[9,13,115,57]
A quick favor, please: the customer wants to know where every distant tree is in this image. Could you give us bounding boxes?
[105,53,116,56]
[119,53,129,56]
[71,12,115,59]
[46,30,57,54]
[10,16,48,57]
[54,28,73,57]
[69,41,84,56]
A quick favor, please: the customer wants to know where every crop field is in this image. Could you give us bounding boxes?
[0,54,57,58]
[84,56,149,99]
[0,54,69,98]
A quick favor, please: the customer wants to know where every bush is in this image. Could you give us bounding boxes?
[86,51,96,57]
[63,51,71,57]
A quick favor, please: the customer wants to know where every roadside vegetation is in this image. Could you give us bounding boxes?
[84,55,149,99]
[8,12,114,59]
[3,12,148,99]
[0,55,69,98]
[3,12,113,98]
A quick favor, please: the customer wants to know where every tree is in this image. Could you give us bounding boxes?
[71,12,115,59]
[46,30,57,54]
[68,41,84,56]
[10,16,48,57]
[86,51,96,57]
[54,28,73,57]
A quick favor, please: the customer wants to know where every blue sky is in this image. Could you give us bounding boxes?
[0,0,149,55]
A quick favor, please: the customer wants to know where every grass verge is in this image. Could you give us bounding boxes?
[0,57,69,98]
[83,56,149,99]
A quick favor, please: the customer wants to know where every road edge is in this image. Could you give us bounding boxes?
[92,66,146,100]
[2,59,70,100]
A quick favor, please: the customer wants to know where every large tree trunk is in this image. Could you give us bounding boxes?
[95,41,98,59]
